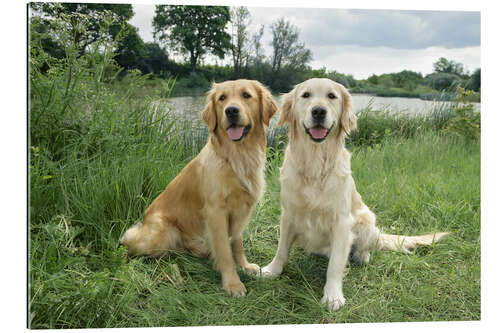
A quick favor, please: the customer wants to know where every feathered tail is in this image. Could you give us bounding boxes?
[377,232,449,254]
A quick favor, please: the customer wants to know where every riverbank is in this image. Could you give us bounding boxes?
[30,81,480,327]
[123,77,480,103]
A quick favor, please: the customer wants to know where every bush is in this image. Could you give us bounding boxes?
[425,72,462,91]
[346,109,430,148]
[444,87,480,140]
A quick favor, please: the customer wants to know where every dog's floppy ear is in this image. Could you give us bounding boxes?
[202,83,217,132]
[340,85,357,135]
[277,89,294,126]
[252,80,277,126]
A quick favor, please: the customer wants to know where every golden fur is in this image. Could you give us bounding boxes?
[261,78,448,310]
[120,79,277,296]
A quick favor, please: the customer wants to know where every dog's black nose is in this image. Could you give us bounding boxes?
[311,106,326,121]
[225,106,240,122]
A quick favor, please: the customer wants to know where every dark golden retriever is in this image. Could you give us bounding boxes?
[121,79,277,296]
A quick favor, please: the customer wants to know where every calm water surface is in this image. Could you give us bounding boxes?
[163,94,480,124]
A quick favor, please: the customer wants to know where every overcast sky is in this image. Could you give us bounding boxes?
[129,4,480,79]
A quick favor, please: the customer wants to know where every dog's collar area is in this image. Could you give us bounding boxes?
[227,124,251,142]
[303,123,333,142]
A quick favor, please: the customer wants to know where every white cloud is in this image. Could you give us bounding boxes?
[248,7,480,49]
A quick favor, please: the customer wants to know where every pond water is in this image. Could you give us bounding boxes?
[162,94,480,124]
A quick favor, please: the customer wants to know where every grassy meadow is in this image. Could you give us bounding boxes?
[29,77,480,328]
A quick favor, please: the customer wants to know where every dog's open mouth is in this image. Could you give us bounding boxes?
[227,124,251,141]
[304,124,332,142]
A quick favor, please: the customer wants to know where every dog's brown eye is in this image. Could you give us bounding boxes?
[302,92,310,98]
[219,95,226,101]
[242,92,251,99]
[328,93,336,99]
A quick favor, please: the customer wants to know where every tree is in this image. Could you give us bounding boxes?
[114,23,146,71]
[392,70,423,91]
[433,57,466,77]
[245,25,267,83]
[269,18,312,91]
[468,68,481,92]
[251,25,266,65]
[328,71,356,88]
[30,2,133,58]
[230,7,251,78]
[378,74,394,89]
[367,74,379,85]
[425,72,461,91]
[153,5,232,73]
[270,18,312,74]
[137,43,171,76]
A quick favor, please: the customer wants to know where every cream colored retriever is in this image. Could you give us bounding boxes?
[121,79,277,296]
[261,78,448,311]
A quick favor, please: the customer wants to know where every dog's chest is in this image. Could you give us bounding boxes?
[228,157,265,200]
[294,212,338,256]
[282,165,349,212]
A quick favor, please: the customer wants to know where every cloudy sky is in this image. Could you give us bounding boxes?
[130,2,480,79]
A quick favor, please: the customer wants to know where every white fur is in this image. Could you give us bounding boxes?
[262,79,358,311]
[262,78,449,311]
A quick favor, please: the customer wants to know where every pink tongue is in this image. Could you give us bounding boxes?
[309,126,328,139]
[227,125,245,140]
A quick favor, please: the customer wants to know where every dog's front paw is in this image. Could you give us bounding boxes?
[223,279,247,297]
[260,264,281,279]
[243,263,261,276]
[321,291,346,311]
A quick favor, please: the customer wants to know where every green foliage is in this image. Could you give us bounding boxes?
[30,9,123,159]
[30,2,133,59]
[230,6,252,78]
[270,18,312,72]
[444,87,481,140]
[464,68,481,92]
[367,74,379,85]
[433,57,466,76]
[113,23,146,71]
[351,64,479,102]
[391,70,423,91]
[175,72,211,91]
[268,17,312,92]
[153,5,232,72]
[327,70,357,88]
[425,72,462,91]
[137,43,170,76]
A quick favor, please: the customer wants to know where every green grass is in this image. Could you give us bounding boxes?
[29,111,480,327]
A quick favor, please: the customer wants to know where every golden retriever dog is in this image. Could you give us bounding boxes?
[120,79,277,297]
[261,78,448,310]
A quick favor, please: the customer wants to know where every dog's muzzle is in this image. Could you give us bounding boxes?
[303,123,333,142]
[303,106,333,142]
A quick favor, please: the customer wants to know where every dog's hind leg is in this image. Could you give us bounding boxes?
[350,205,380,265]
[120,214,182,258]
[350,185,380,265]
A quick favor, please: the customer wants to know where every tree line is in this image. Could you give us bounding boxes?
[30,3,480,96]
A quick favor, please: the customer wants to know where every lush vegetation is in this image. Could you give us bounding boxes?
[30,3,481,99]
[29,5,480,329]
